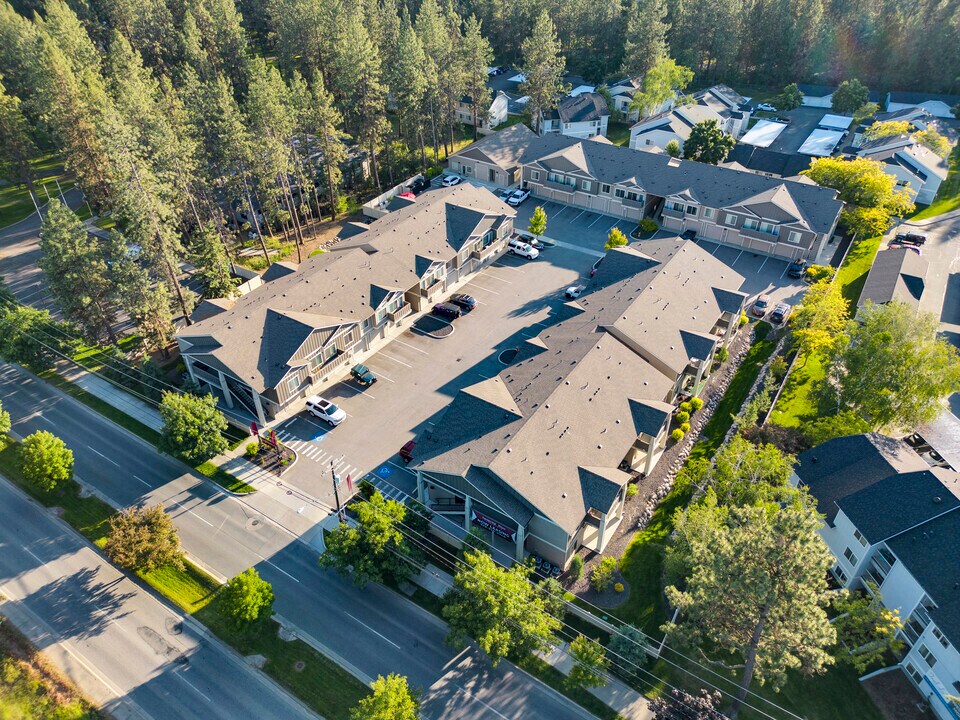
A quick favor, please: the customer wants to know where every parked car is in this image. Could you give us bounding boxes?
[565,284,586,299]
[399,440,416,463]
[770,302,791,324]
[507,189,531,206]
[752,294,771,317]
[889,241,922,255]
[499,187,514,202]
[305,396,347,426]
[441,174,462,187]
[516,231,544,250]
[507,238,539,259]
[590,256,604,277]
[432,302,462,319]
[409,176,430,194]
[449,293,477,311]
[756,102,777,112]
[350,363,377,385]
[895,232,927,246]
[787,259,807,279]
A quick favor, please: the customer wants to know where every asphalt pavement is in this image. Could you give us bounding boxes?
[0,362,597,720]
[0,478,317,720]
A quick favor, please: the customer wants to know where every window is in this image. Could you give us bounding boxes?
[626,191,640,202]
[743,219,779,236]
[906,662,923,684]
[463,165,473,175]
[933,626,951,649]
[685,205,698,215]
[286,373,300,394]
[831,564,848,584]
[581,180,592,191]
[547,171,576,188]
[600,184,611,194]
[666,200,684,212]
[645,139,653,146]
[918,644,937,669]
[703,208,715,219]
[530,170,541,181]
[788,230,802,244]
[853,528,868,548]
[615,188,626,199]
[843,547,859,566]
[725,213,738,226]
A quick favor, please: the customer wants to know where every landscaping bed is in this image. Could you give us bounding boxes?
[412,315,455,338]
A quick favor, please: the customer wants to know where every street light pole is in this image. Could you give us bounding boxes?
[330,460,342,524]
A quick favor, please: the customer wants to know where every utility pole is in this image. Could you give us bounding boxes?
[330,460,343,524]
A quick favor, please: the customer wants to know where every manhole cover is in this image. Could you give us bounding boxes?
[245,517,263,531]
[294,661,306,672]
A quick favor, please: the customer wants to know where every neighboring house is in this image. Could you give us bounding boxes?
[540,93,610,139]
[725,144,814,178]
[853,107,936,147]
[793,434,960,720]
[858,135,951,204]
[175,185,516,426]
[415,238,747,566]
[456,90,510,135]
[629,85,751,153]
[447,123,577,187]
[857,247,928,311]
[797,83,882,108]
[886,91,960,119]
[605,77,644,122]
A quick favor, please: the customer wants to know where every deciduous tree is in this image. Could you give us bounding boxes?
[350,674,420,720]
[801,410,871,446]
[681,120,735,165]
[528,206,547,235]
[649,688,725,719]
[913,128,951,157]
[664,501,836,719]
[219,568,274,625]
[158,391,228,463]
[0,398,10,436]
[831,585,903,673]
[605,227,627,249]
[0,303,75,371]
[628,58,693,118]
[776,83,803,111]
[863,120,912,141]
[802,156,914,230]
[568,635,609,689]
[443,548,561,665]
[19,430,73,492]
[831,79,869,114]
[104,504,184,572]
[790,279,849,357]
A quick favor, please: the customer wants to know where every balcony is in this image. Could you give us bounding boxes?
[472,242,502,262]
[420,281,445,302]
[388,304,411,323]
[660,206,685,218]
[740,226,780,243]
[544,178,577,194]
[430,497,465,513]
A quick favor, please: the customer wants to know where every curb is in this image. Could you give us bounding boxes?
[273,612,373,687]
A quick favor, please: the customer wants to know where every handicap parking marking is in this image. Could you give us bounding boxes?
[376,465,393,478]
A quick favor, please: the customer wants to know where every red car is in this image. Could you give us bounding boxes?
[399,441,416,463]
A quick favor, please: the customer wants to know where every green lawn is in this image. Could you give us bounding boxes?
[195,601,370,720]
[606,121,632,147]
[139,561,220,614]
[196,460,255,494]
[911,145,960,220]
[0,155,75,228]
[515,655,626,720]
[835,235,882,310]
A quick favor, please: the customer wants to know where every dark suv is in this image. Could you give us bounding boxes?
[448,293,476,311]
[409,177,430,195]
[432,302,462,320]
[787,259,807,279]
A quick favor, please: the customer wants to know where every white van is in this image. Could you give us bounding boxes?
[508,238,539,259]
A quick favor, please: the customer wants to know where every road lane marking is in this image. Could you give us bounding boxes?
[378,352,413,368]
[188,510,215,528]
[178,674,213,703]
[132,474,150,488]
[345,612,402,649]
[23,546,45,564]
[454,682,511,720]
[395,339,429,355]
[265,560,301,583]
[88,446,119,467]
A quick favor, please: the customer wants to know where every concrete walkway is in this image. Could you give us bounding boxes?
[909,207,960,226]
[57,360,165,432]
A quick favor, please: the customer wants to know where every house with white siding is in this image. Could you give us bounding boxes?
[794,433,960,720]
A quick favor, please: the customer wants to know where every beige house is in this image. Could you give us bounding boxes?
[414,238,747,567]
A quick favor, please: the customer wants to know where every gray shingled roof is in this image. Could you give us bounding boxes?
[796,433,929,523]
[416,238,746,534]
[858,248,928,309]
[545,93,610,124]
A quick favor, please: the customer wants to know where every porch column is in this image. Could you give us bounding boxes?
[216,370,234,409]
[183,356,198,385]
[463,495,473,532]
[693,357,708,395]
[596,512,608,553]
[251,391,267,426]
[416,470,426,503]
[645,435,658,475]
[514,523,525,562]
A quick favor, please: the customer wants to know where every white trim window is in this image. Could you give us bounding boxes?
[918,644,937,669]
[853,528,868,548]
[600,183,611,194]
[843,546,859,566]
[787,230,802,244]
[581,179,592,191]
[530,170,541,181]
[286,372,300,394]
[905,662,923,684]
[725,213,738,226]
[665,200,685,212]
[932,626,950,649]
[703,208,716,219]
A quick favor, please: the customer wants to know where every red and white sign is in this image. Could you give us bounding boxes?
[471,510,517,542]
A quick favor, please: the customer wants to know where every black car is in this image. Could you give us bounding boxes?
[350,363,377,385]
[409,177,430,195]
[432,302,462,320]
[895,232,926,246]
[787,259,807,279]
[448,293,477,311]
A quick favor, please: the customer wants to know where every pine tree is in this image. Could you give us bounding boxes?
[519,12,568,133]
[390,14,429,166]
[460,15,494,140]
[620,0,669,78]
[0,75,37,198]
[38,199,118,343]
[308,72,350,220]
[191,224,236,298]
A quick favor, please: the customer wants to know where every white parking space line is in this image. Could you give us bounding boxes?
[480,272,512,285]
[732,250,744,265]
[588,214,604,227]
[378,351,413,368]
[280,418,295,429]
[608,220,620,231]
[757,256,769,273]
[395,339,429,355]
[780,263,790,279]
[464,282,500,295]
[342,383,376,399]
[491,262,524,273]
[386,460,417,476]
[572,210,586,222]
[302,417,331,432]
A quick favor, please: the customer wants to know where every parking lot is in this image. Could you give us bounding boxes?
[274,191,809,507]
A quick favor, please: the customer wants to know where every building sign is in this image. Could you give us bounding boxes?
[471,510,516,542]
[251,422,259,437]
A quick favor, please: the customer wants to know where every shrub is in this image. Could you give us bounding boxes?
[690,397,704,411]
[680,422,691,433]
[219,568,275,625]
[19,431,73,492]
[245,442,260,458]
[670,428,685,442]
[358,478,376,499]
[675,411,690,424]
[806,264,836,283]
[716,346,729,363]
[625,483,639,498]
[569,554,584,580]
[678,401,692,413]
[614,582,624,593]
[104,504,184,572]
[769,355,788,380]
[159,391,228,464]
[590,556,618,592]
[739,312,749,326]
[638,218,658,232]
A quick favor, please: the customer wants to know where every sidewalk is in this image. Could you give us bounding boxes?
[57,360,165,432]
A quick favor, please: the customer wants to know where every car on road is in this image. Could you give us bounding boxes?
[889,241,922,255]
[770,302,791,324]
[565,284,586,299]
[448,293,477,311]
[787,259,807,279]
[350,363,377,385]
[756,102,777,112]
[305,396,347,426]
[895,232,926,246]
[432,302,463,320]
[507,238,539,259]
[441,174,462,187]
[506,189,531,206]
[752,294,771,317]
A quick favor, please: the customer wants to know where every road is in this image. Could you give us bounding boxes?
[0,362,595,720]
[0,478,317,720]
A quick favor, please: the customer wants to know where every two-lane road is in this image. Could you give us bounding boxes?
[0,478,317,720]
[0,363,595,720]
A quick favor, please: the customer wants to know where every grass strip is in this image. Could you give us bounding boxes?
[195,602,370,720]
[911,146,960,221]
[196,460,255,494]
[515,655,627,720]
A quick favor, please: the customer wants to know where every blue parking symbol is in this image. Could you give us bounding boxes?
[377,466,392,478]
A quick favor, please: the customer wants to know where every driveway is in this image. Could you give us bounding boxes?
[763,106,840,154]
